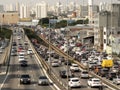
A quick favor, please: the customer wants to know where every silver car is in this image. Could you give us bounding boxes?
[38,76,49,85]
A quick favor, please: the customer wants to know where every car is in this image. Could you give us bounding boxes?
[98,68,109,77]
[17,36,21,40]
[80,70,89,78]
[111,65,119,73]
[64,60,71,65]
[18,57,25,62]
[113,76,120,85]
[12,42,17,46]
[87,78,102,87]
[12,47,17,52]
[106,72,117,80]
[11,50,17,56]
[88,62,96,70]
[68,77,81,88]
[59,70,74,78]
[18,53,24,58]
[0,49,3,54]
[27,49,33,55]
[20,60,28,67]
[20,74,31,84]
[24,41,28,45]
[38,76,49,85]
[70,63,80,72]
[51,60,60,67]
[19,50,26,55]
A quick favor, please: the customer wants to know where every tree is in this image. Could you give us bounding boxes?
[38,17,49,25]
[84,18,89,24]
[55,20,67,28]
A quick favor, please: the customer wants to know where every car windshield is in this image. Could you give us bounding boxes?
[61,71,66,74]
[39,76,47,79]
[94,80,100,82]
[21,75,30,78]
[72,79,79,82]
[82,72,88,74]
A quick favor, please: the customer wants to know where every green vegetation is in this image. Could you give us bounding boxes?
[24,28,47,46]
[38,17,89,28]
[0,28,12,39]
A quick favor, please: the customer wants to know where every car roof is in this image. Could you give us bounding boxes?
[70,77,79,80]
[91,78,100,80]
[21,74,30,77]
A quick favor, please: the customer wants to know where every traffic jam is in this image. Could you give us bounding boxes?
[30,27,120,89]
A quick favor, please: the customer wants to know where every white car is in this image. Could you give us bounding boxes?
[51,60,59,67]
[27,49,33,55]
[80,70,89,78]
[68,77,81,88]
[113,76,120,85]
[38,76,49,85]
[17,36,21,40]
[87,78,102,87]
[18,57,25,62]
[18,53,24,58]
[19,50,26,55]
[70,63,80,72]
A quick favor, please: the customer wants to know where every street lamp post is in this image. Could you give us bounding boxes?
[48,18,52,75]
[111,0,113,56]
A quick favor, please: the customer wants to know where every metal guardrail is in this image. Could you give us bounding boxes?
[39,35,120,90]
[26,35,67,90]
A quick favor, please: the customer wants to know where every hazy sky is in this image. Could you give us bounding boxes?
[0,0,120,5]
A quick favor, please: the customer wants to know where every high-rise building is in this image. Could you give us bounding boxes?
[69,2,76,11]
[20,4,30,18]
[94,3,120,52]
[15,2,20,12]
[35,1,47,19]
[5,4,14,11]
[56,1,62,16]
[88,0,93,19]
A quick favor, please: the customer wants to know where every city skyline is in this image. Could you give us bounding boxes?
[0,0,120,5]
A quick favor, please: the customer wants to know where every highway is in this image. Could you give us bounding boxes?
[0,30,55,90]
[35,44,113,90]
[0,27,119,90]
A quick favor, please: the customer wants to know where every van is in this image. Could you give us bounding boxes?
[101,59,113,68]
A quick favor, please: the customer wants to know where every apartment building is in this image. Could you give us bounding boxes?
[94,3,120,53]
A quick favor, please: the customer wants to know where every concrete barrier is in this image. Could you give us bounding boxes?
[26,35,67,90]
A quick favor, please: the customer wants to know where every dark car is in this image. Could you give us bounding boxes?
[12,42,17,46]
[59,70,67,78]
[59,70,74,78]
[98,68,109,77]
[20,74,31,84]
[106,72,117,80]
[64,60,72,66]
[20,61,28,67]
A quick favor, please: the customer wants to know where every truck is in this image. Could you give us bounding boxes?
[101,59,113,68]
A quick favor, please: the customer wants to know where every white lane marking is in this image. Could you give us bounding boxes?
[30,47,59,90]
[34,53,60,90]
